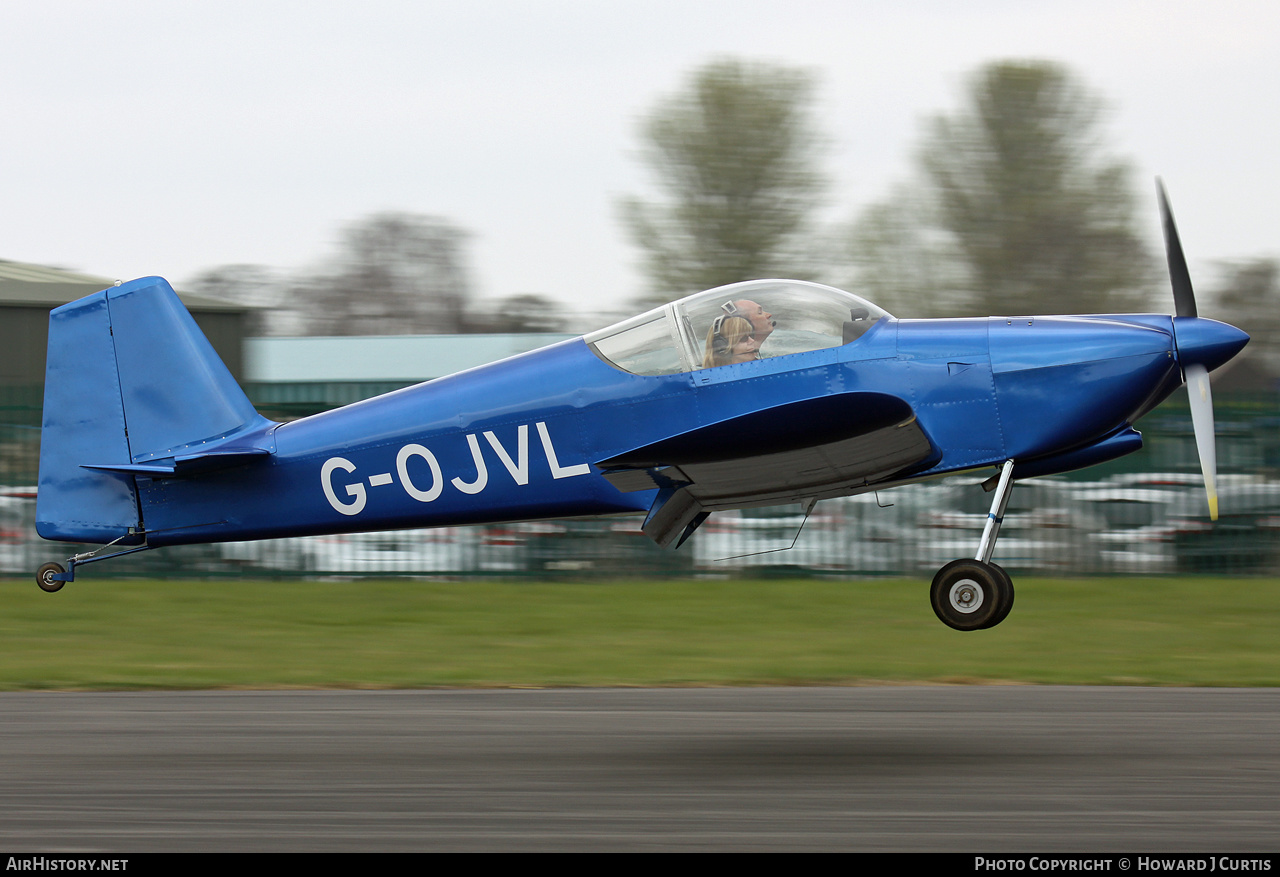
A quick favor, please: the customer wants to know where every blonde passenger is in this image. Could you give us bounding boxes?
[702,314,761,368]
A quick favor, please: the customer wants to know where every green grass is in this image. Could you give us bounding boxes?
[0,576,1277,690]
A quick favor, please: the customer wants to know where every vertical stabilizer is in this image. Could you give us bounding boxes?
[36,277,272,544]
[107,277,263,462]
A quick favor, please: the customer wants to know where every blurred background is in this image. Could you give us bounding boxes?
[2,2,1278,580]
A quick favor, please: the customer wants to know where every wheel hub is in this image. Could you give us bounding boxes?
[948,578,984,614]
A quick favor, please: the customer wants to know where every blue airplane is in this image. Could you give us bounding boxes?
[33,183,1247,629]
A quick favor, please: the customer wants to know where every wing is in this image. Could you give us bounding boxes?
[597,392,937,548]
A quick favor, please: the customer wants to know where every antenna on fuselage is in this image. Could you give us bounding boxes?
[711,498,817,563]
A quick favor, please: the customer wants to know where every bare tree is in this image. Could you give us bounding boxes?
[301,213,472,336]
[185,265,290,335]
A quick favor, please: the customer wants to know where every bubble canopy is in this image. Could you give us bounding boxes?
[585,280,893,376]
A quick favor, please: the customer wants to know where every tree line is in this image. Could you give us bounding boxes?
[190,57,1278,384]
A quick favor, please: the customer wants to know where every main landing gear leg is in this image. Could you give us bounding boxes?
[930,460,1016,631]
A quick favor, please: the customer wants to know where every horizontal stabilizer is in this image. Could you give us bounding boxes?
[83,447,273,478]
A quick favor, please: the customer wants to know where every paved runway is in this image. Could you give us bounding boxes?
[0,686,1276,852]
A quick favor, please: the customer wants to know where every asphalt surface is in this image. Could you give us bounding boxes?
[0,686,1276,852]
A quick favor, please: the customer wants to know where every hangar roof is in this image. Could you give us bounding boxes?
[246,333,577,383]
[0,260,241,311]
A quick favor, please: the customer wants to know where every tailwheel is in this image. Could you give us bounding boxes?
[930,559,1013,631]
[37,562,67,594]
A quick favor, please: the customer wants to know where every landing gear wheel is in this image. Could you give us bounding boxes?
[37,562,67,594]
[980,562,1015,629]
[930,559,1010,631]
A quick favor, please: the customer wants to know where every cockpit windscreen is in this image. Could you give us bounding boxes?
[586,279,891,376]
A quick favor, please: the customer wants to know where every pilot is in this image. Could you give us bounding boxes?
[725,299,775,345]
[702,314,761,368]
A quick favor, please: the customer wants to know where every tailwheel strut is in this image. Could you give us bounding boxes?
[35,537,155,593]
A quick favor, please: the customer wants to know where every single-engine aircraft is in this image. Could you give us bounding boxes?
[33,183,1248,629]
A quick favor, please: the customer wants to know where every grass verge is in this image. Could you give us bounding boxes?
[1,576,1277,689]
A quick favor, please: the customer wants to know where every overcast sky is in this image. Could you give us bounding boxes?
[3,0,1278,320]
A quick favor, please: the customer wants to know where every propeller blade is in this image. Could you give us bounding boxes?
[1157,178,1197,318]
[1185,362,1218,520]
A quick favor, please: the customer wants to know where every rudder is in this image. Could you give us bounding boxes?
[36,288,140,543]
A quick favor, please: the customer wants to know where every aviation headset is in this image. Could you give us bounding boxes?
[711,300,775,358]
[710,308,753,358]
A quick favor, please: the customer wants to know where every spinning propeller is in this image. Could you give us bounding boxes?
[1158,179,1249,521]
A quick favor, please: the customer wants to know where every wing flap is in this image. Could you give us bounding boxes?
[641,486,709,550]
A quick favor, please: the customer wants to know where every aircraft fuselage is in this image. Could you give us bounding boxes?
[135,312,1195,547]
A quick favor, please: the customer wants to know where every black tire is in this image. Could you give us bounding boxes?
[980,562,1015,629]
[930,559,1008,631]
[37,562,66,594]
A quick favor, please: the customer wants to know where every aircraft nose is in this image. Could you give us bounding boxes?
[1173,317,1250,373]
